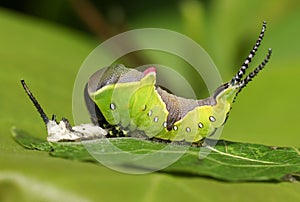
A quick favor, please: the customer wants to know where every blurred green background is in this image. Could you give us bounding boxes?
[1,0,300,201]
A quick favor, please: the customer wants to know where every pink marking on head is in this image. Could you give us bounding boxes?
[142,67,156,77]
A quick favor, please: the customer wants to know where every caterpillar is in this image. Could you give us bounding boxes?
[21,21,272,143]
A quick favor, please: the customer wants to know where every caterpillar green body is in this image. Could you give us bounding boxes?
[21,22,272,143]
[84,22,272,143]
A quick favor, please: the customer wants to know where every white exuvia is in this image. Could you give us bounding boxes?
[46,120,107,142]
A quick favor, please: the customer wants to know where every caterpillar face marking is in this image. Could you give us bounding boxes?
[85,21,272,143]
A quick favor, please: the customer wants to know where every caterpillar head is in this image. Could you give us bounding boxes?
[213,21,272,109]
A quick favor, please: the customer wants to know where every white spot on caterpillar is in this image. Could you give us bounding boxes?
[154,116,159,122]
[209,116,216,122]
[163,121,167,128]
[173,125,178,131]
[198,122,204,128]
[147,110,152,117]
[186,127,191,133]
[110,103,116,110]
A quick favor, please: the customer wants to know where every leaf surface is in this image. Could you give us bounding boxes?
[12,128,300,182]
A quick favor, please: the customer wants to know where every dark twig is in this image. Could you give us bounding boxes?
[68,0,149,66]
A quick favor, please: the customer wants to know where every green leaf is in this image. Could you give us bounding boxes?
[12,127,300,182]
[2,3,300,201]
